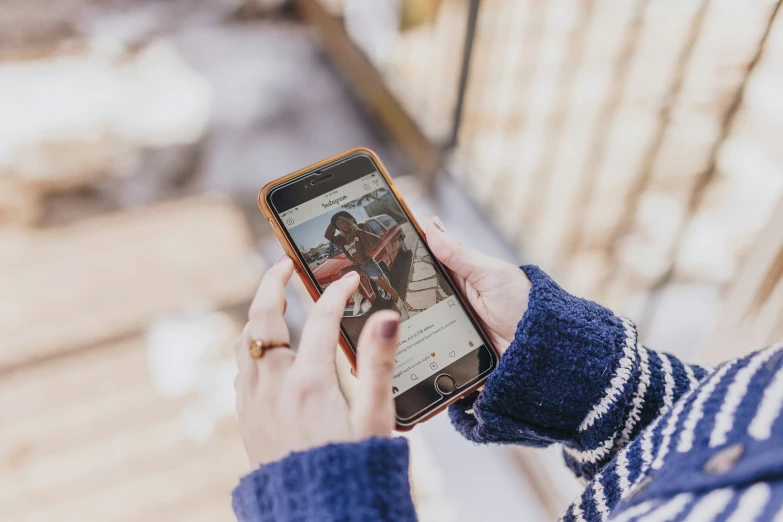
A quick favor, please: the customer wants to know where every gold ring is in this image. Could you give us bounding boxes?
[249,339,290,359]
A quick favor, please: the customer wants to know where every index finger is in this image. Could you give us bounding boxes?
[236,257,295,382]
[295,271,360,375]
[248,256,294,321]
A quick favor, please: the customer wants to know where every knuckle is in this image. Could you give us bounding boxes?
[284,380,311,409]
[289,372,328,400]
[315,291,344,313]
[309,305,341,329]
[263,348,295,370]
[374,357,395,374]
[453,241,468,255]
[254,377,276,398]
[363,352,394,374]
[441,243,457,263]
[248,300,276,320]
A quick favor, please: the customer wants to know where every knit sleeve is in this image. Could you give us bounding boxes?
[603,479,783,522]
[232,437,417,522]
[449,265,713,481]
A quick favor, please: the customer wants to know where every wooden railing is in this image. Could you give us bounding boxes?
[301,0,783,333]
[298,1,783,514]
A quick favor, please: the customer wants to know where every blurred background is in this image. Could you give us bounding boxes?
[2,0,783,520]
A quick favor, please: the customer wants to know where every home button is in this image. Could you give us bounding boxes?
[435,374,456,395]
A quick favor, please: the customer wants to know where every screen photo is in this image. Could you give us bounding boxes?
[278,172,484,397]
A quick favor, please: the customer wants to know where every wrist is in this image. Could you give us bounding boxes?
[498,272,532,353]
[451,265,636,445]
[232,437,413,521]
[491,265,631,431]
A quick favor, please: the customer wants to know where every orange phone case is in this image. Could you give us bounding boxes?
[258,147,495,430]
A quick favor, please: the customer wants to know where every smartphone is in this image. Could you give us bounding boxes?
[259,148,497,429]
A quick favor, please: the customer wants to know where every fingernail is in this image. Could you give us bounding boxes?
[378,318,399,339]
[341,270,359,280]
[433,216,445,232]
[275,254,289,265]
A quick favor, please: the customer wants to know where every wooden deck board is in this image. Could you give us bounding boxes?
[0,337,245,522]
[0,197,259,371]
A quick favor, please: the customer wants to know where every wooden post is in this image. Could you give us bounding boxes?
[292,0,441,189]
[698,196,783,364]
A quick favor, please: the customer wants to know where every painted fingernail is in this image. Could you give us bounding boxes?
[275,254,289,265]
[433,216,446,232]
[379,319,399,339]
[341,271,359,280]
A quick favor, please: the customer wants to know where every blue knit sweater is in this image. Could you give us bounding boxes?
[232,266,783,521]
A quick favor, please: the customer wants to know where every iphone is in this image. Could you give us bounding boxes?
[259,148,497,429]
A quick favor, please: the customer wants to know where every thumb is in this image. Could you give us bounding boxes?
[425,217,496,284]
[351,310,400,437]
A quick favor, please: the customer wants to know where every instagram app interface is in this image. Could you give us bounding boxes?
[279,172,485,396]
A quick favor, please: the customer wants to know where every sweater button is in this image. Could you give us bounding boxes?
[703,443,744,475]
[624,475,653,501]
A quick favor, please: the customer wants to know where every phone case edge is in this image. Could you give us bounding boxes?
[257,147,496,431]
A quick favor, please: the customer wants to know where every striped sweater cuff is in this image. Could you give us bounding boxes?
[232,437,415,522]
[450,265,634,447]
[449,265,711,481]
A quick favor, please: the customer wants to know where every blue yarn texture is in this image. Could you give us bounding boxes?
[232,437,415,521]
[232,266,783,521]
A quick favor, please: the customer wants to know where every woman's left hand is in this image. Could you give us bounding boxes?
[234,256,401,468]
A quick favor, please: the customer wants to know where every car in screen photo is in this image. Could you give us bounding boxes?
[313,214,408,316]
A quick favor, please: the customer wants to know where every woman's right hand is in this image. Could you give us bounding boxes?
[234,258,399,469]
[425,217,531,355]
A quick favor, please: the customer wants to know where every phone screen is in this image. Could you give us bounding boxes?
[269,153,494,423]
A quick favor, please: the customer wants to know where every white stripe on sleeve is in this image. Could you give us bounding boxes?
[571,497,586,522]
[619,345,651,447]
[563,431,619,464]
[710,346,780,447]
[659,353,675,415]
[615,445,631,496]
[634,416,663,488]
[593,473,609,521]
[677,361,738,453]
[579,318,637,432]
[681,488,733,522]
[748,360,783,441]
[653,384,700,470]
[637,494,692,522]
[684,362,699,391]
[725,483,771,522]
[609,501,654,522]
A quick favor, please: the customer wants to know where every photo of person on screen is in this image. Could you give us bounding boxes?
[324,211,409,320]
